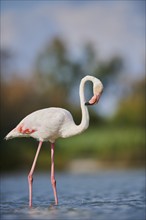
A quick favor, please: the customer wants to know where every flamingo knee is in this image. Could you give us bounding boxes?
[51,176,56,187]
[28,174,33,183]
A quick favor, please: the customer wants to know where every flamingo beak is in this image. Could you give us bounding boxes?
[85,93,101,106]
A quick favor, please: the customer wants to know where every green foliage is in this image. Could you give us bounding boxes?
[1,127,145,172]
[114,78,145,126]
[1,38,123,139]
[58,126,145,159]
[33,38,123,107]
[1,38,145,172]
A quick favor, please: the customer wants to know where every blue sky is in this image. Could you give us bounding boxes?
[1,1,145,76]
[1,0,145,116]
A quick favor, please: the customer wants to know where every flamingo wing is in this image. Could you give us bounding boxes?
[17,124,36,134]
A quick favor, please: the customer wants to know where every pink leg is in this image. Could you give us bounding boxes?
[51,143,58,205]
[28,141,43,207]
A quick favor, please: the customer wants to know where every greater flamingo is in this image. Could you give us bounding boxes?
[5,75,103,207]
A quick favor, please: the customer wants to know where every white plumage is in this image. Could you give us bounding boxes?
[6,108,74,143]
[6,75,103,143]
[5,75,103,207]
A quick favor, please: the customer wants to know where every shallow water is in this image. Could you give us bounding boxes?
[1,170,145,220]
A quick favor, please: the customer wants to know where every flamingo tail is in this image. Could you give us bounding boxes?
[5,129,20,140]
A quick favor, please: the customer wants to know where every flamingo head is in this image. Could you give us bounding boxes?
[85,78,103,106]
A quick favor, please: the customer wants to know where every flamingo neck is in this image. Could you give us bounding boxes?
[65,77,90,138]
[77,77,90,133]
[63,76,92,138]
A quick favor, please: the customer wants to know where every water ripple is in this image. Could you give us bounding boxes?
[1,170,145,220]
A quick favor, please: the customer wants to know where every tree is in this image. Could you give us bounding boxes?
[33,38,123,118]
[113,78,145,126]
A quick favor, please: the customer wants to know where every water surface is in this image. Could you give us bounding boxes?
[1,170,145,220]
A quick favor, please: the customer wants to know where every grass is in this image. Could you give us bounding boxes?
[56,126,145,169]
[1,126,145,171]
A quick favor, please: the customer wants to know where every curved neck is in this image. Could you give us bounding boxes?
[78,77,90,132]
[63,76,94,138]
[76,75,98,134]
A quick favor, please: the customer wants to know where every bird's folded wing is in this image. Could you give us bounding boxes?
[17,124,36,134]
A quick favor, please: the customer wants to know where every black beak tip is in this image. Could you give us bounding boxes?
[85,102,91,106]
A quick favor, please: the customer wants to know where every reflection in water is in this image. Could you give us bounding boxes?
[1,170,145,220]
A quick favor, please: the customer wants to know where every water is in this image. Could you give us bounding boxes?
[1,170,145,220]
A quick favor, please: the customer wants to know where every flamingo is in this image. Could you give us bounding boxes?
[5,75,103,207]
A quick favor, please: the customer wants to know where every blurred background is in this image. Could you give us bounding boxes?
[0,0,145,173]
